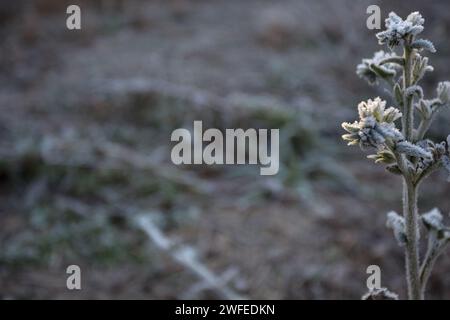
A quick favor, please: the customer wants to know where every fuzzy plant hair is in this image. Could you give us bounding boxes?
[342,11,450,300]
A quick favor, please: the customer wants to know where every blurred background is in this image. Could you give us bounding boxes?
[1,0,450,299]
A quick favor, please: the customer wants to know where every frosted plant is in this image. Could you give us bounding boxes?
[356,50,401,85]
[343,11,450,300]
[362,287,399,300]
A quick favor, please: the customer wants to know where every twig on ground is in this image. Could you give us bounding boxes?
[135,213,246,300]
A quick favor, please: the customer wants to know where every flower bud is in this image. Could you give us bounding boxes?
[386,211,407,246]
[437,81,450,104]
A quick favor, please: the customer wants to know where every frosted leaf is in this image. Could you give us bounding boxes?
[362,288,399,300]
[422,208,444,231]
[394,83,403,105]
[406,12,425,27]
[416,99,432,119]
[411,39,436,53]
[358,98,387,120]
[437,81,450,104]
[359,126,385,147]
[375,123,403,141]
[396,141,433,159]
[405,85,423,99]
[367,149,396,164]
[356,51,400,85]
[383,107,402,123]
[342,133,359,146]
[386,211,407,246]
[341,121,360,133]
[412,54,433,84]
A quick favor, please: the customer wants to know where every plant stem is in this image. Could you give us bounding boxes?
[419,235,444,298]
[403,45,414,141]
[403,180,423,299]
[401,39,423,300]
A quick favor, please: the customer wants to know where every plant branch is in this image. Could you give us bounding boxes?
[415,161,443,186]
[419,234,450,297]
[135,214,246,300]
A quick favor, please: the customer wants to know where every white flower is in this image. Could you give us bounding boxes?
[342,98,403,147]
[357,97,402,123]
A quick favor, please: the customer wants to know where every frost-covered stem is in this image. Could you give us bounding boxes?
[419,246,435,298]
[419,236,446,298]
[403,180,423,300]
[403,43,414,141]
[416,161,443,186]
[400,37,423,300]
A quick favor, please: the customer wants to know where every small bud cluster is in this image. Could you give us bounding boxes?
[386,211,407,246]
[342,97,402,148]
[376,12,425,49]
[420,208,450,289]
[415,136,450,181]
